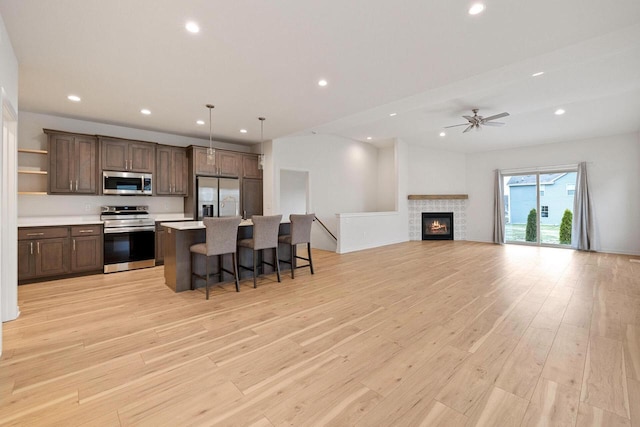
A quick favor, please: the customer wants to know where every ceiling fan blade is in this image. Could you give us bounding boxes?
[482,112,510,121]
[462,116,474,121]
[444,123,469,128]
[482,122,505,127]
[463,124,474,133]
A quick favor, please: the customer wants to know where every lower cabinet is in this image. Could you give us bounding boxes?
[155,222,165,265]
[18,225,103,283]
[70,225,103,272]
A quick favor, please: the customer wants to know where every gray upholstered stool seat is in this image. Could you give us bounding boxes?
[237,214,282,288]
[190,216,242,299]
[278,213,315,279]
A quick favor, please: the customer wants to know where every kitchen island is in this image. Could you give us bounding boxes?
[160,220,291,292]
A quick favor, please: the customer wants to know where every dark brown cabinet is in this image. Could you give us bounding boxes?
[156,145,188,196]
[46,131,98,194]
[193,147,241,177]
[18,227,70,281]
[70,225,103,272]
[242,178,263,218]
[18,225,103,283]
[217,151,241,177]
[155,223,165,264]
[101,137,154,173]
[242,154,262,179]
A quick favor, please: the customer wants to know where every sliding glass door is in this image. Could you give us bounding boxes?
[503,171,577,246]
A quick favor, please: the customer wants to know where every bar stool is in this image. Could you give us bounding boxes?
[278,213,315,279]
[190,216,242,300]
[238,215,282,288]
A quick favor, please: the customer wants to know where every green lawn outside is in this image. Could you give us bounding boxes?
[505,223,570,245]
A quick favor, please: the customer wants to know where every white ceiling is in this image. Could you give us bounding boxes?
[1,0,639,151]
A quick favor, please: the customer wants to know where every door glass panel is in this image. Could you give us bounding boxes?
[539,172,577,245]
[504,174,537,243]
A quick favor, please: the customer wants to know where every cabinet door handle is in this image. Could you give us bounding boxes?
[73,239,76,251]
[70,180,73,191]
[78,230,94,233]
[26,232,44,236]
[30,242,33,255]
[37,242,40,254]
[75,180,78,191]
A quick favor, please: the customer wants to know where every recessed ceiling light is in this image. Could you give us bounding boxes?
[318,79,328,87]
[185,21,200,33]
[140,109,151,115]
[389,113,397,117]
[67,94,81,102]
[468,3,485,15]
[240,129,248,134]
[532,71,545,77]
[196,120,205,125]
[366,136,372,140]
[554,108,566,115]
[439,132,446,137]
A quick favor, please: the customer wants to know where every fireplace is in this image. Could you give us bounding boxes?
[422,212,454,240]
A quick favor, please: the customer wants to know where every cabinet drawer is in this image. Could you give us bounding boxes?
[71,225,102,237]
[18,227,69,240]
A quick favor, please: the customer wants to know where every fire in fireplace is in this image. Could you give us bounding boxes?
[422,212,454,240]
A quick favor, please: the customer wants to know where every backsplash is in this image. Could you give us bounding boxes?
[18,194,184,217]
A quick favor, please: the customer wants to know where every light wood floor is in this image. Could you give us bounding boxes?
[1,241,639,426]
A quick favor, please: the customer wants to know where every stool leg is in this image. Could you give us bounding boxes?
[290,244,295,279]
[205,255,210,300]
[191,252,195,290]
[275,246,281,282]
[253,249,258,288]
[218,254,223,283]
[308,242,314,274]
[232,252,240,292]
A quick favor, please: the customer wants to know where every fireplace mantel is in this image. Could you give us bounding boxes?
[408,194,468,200]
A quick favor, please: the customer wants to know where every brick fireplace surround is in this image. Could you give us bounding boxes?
[408,195,468,241]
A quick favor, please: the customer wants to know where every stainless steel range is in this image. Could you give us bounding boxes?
[101,205,155,273]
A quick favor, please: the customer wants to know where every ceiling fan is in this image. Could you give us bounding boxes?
[444,109,510,133]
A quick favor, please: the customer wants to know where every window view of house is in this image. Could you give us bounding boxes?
[503,172,577,245]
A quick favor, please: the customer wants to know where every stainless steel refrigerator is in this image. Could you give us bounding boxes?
[196,176,240,219]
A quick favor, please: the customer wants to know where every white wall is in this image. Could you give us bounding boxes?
[337,139,409,253]
[377,145,396,211]
[407,144,467,195]
[17,111,251,217]
[466,132,640,255]
[267,134,380,251]
[280,169,308,219]
[0,11,20,353]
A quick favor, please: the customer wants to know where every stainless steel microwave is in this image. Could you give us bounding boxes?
[103,171,152,195]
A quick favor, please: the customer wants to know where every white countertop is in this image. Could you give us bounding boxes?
[161,219,254,230]
[151,213,194,222]
[18,216,103,227]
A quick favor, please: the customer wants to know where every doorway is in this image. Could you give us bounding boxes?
[280,169,309,219]
[503,170,577,246]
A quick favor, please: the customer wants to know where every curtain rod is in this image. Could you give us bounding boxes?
[499,163,581,175]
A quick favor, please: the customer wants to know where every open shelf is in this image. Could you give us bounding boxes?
[18,148,48,155]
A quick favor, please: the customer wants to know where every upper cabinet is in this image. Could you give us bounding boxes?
[193,147,241,177]
[46,130,98,195]
[242,154,262,179]
[156,145,187,196]
[100,137,154,173]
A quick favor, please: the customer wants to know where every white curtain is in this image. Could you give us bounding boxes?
[572,161,593,251]
[493,169,504,244]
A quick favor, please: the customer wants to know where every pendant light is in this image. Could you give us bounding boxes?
[258,116,266,170]
[206,104,216,165]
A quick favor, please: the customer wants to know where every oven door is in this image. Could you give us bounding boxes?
[103,171,152,195]
[103,228,155,273]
